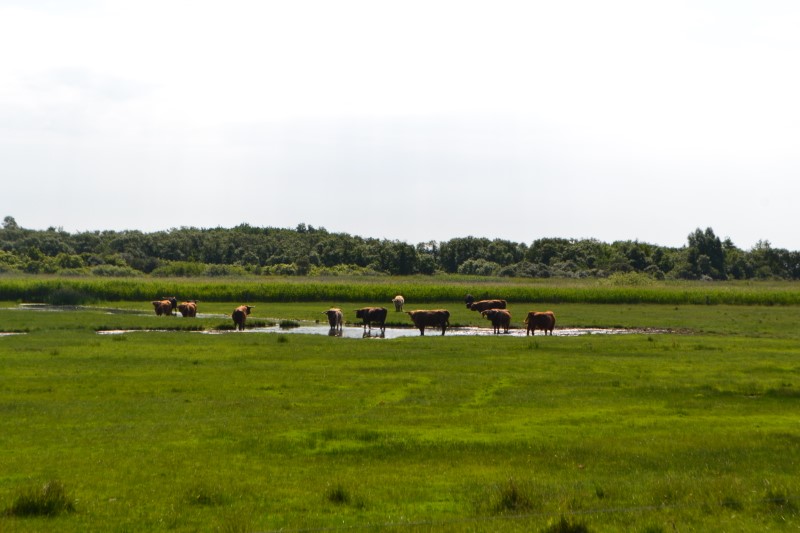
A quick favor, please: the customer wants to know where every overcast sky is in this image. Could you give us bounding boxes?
[2,1,799,250]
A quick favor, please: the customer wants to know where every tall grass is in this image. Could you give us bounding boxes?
[1,275,800,305]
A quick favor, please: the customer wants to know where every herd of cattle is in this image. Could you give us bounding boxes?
[151,294,556,336]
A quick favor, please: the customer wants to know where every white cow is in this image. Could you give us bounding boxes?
[391,295,405,312]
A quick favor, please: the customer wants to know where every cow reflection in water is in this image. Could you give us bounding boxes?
[362,329,385,339]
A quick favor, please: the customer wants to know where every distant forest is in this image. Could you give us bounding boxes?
[1,216,798,280]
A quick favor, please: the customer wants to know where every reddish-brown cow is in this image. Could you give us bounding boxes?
[482,308,512,334]
[468,299,507,312]
[406,309,450,336]
[524,311,556,336]
[177,300,197,317]
[232,305,254,331]
[152,296,178,316]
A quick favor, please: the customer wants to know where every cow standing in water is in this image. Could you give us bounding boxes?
[482,309,512,334]
[355,307,388,335]
[232,305,254,331]
[524,311,556,336]
[177,300,198,317]
[323,308,343,332]
[152,296,178,316]
[406,309,450,336]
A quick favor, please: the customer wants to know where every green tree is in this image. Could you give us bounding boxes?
[686,227,727,280]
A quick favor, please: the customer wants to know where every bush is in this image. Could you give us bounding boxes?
[309,264,385,276]
[458,258,501,276]
[204,264,249,277]
[91,265,142,277]
[150,261,207,277]
[48,287,91,305]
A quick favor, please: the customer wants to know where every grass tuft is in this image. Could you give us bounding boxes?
[479,478,535,515]
[184,483,228,507]
[5,479,76,517]
[542,515,591,533]
[324,482,365,509]
[325,483,350,505]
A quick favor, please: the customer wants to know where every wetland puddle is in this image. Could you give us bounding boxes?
[97,323,669,338]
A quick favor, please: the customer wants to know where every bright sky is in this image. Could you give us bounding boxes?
[2,1,799,250]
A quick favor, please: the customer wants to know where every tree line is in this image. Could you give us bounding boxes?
[1,216,799,280]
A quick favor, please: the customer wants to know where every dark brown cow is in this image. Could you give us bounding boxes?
[482,309,512,334]
[406,309,450,336]
[232,305,254,331]
[177,300,197,317]
[468,299,507,312]
[465,294,475,308]
[323,308,343,331]
[151,296,178,316]
[355,307,387,334]
[524,311,556,336]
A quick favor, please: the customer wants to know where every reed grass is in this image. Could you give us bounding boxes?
[1,275,800,305]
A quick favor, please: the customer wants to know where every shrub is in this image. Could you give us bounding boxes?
[458,258,501,276]
[48,287,91,305]
[205,264,249,277]
[5,480,75,517]
[150,261,207,277]
[91,264,142,277]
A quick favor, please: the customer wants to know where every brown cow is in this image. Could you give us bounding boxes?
[468,299,507,312]
[482,308,512,334]
[391,295,405,312]
[151,296,178,316]
[323,308,343,332]
[355,307,387,334]
[177,300,197,317]
[406,309,450,336]
[524,311,556,336]
[232,305,254,331]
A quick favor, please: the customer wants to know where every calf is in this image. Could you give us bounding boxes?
[177,300,197,317]
[406,309,450,336]
[232,305,254,331]
[323,308,343,332]
[468,299,507,312]
[524,311,556,336]
[355,307,388,334]
[482,309,512,334]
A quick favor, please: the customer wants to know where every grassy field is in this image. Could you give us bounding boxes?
[1,281,799,531]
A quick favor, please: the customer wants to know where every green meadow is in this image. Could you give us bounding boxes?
[1,277,799,531]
